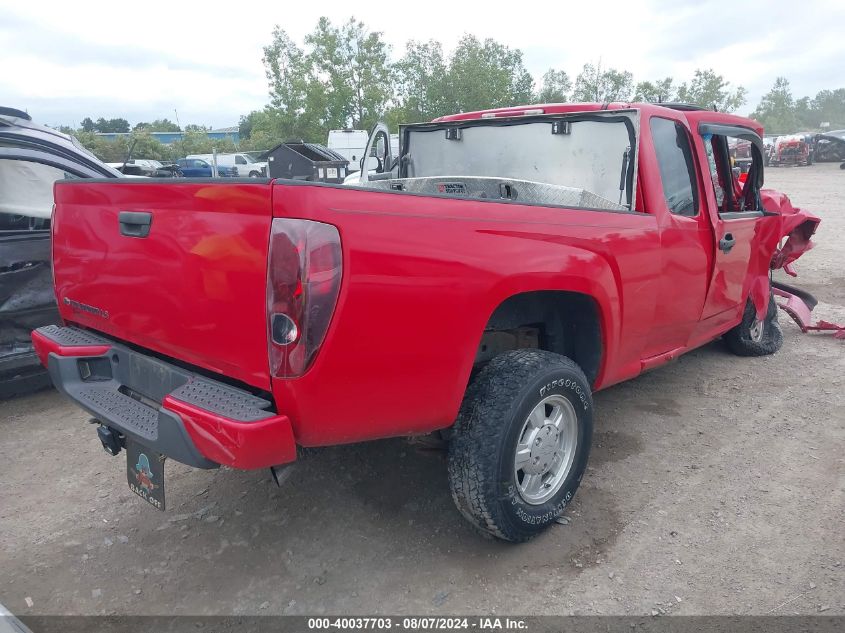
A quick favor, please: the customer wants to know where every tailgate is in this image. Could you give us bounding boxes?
[52,180,274,390]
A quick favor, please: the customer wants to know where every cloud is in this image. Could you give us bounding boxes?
[644,0,845,105]
[1,0,843,129]
[1,13,254,80]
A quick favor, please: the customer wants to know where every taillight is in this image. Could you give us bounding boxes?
[267,219,342,378]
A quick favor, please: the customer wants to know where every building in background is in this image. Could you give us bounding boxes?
[95,126,239,145]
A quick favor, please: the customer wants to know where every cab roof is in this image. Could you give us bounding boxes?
[435,102,764,137]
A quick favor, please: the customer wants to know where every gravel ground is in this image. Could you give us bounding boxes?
[0,163,842,617]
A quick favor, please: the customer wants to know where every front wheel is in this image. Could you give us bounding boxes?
[448,350,593,542]
[724,290,783,356]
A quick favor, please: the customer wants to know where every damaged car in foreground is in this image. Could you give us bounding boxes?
[33,102,836,541]
[0,107,120,397]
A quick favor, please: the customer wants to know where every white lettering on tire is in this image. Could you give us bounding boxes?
[539,380,589,411]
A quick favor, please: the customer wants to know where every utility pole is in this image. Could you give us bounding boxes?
[174,109,183,160]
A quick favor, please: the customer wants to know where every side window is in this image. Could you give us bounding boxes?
[650,117,698,216]
[236,155,247,165]
[0,159,81,230]
[702,132,762,215]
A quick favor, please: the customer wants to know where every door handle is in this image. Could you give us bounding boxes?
[719,233,735,254]
[119,211,152,238]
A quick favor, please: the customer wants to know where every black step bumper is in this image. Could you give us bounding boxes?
[31,325,297,469]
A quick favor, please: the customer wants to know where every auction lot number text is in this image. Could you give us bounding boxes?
[308,618,527,631]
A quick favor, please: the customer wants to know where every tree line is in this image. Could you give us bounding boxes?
[67,128,242,163]
[240,17,750,147]
[59,117,245,163]
[65,16,845,161]
[751,78,845,135]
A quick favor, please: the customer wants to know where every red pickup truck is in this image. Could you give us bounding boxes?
[33,103,819,541]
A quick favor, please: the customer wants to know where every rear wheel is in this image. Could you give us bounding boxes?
[448,350,593,542]
[724,290,783,356]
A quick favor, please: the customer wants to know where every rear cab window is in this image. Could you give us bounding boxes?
[356,110,641,213]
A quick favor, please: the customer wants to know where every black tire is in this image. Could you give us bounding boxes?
[448,349,593,542]
[724,290,783,356]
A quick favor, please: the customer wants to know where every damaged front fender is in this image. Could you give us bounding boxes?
[757,189,843,339]
[763,189,820,274]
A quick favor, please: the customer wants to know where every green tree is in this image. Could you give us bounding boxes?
[794,96,814,129]
[535,69,571,103]
[134,118,180,132]
[93,117,131,133]
[173,128,237,157]
[305,17,393,130]
[238,109,295,150]
[676,69,746,111]
[633,77,675,103]
[263,26,320,138]
[80,117,96,133]
[809,88,845,129]
[572,63,633,102]
[447,34,534,113]
[751,77,797,134]
[238,110,259,140]
[392,40,452,122]
[73,130,112,161]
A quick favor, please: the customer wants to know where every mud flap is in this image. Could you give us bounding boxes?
[126,440,166,510]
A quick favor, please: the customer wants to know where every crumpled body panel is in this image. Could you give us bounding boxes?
[756,189,841,338]
[746,189,821,321]
[0,231,60,369]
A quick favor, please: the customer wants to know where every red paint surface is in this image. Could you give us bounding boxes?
[30,328,110,366]
[163,396,296,469]
[51,181,274,389]
[49,103,821,461]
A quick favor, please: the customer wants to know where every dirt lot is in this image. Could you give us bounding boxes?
[1,163,843,617]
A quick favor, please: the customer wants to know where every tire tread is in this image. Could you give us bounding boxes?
[448,349,591,542]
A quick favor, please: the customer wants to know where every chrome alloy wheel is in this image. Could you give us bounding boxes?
[749,317,765,343]
[514,394,578,505]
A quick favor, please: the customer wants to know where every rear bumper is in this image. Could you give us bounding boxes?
[31,325,297,470]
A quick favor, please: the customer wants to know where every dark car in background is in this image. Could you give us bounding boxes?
[814,130,845,162]
[153,161,183,178]
[0,107,120,397]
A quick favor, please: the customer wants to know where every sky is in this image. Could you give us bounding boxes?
[2,0,843,130]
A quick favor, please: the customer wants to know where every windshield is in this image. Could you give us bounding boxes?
[401,113,638,209]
